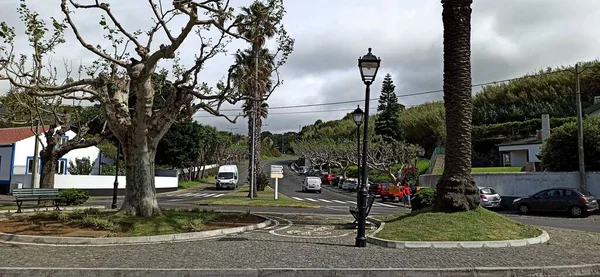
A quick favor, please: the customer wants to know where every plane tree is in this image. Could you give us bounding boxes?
[0,1,280,217]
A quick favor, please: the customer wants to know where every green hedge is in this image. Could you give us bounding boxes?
[472,116,576,142]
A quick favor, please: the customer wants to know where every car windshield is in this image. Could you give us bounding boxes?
[480,188,497,195]
[218,172,234,179]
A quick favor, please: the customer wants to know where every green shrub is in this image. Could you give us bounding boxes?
[542,116,600,171]
[59,189,90,206]
[411,188,436,211]
[256,171,269,191]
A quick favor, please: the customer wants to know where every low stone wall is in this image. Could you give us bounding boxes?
[419,172,600,208]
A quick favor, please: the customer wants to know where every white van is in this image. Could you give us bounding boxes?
[302,176,322,193]
[215,165,239,190]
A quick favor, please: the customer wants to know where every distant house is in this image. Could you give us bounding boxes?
[0,126,102,193]
[497,114,550,168]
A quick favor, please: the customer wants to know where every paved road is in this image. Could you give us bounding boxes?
[9,158,600,232]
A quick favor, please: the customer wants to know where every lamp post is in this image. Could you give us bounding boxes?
[355,47,381,247]
[111,141,120,209]
[351,105,364,209]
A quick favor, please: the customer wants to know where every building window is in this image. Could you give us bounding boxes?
[26,157,40,174]
[56,160,66,175]
[503,153,511,167]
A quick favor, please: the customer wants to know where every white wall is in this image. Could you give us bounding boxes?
[0,146,13,181]
[419,172,600,198]
[11,174,177,190]
[12,129,101,175]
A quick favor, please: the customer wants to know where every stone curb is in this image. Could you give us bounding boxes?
[365,217,550,248]
[0,215,272,245]
[1,205,106,214]
[1,265,600,277]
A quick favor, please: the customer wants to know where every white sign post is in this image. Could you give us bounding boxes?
[270,165,284,200]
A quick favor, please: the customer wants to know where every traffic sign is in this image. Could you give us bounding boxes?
[270,173,284,179]
[271,165,284,174]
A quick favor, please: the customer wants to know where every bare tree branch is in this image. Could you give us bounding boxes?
[60,0,128,67]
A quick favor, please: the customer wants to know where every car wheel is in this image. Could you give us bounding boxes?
[569,205,584,217]
[518,204,530,215]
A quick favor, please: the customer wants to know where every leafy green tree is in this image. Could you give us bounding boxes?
[156,121,210,169]
[68,157,93,175]
[401,102,446,156]
[473,60,600,125]
[375,74,404,142]
[541,116,600,172]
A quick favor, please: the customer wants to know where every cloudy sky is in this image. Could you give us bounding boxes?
[1,0,600,134]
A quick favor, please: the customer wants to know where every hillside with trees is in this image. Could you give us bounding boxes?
[296,61,600,168]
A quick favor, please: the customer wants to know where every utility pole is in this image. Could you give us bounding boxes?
[31,119,40,188]
[575,63,586,191]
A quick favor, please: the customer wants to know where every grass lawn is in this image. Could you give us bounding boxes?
[197,184,319,208]
[374,207,542,241]
[178,181,201,189]
[1,208,263,237]
[436,166,524,174]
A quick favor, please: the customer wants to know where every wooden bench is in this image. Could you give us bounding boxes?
[349,193,376,224]
[12,188,63,213]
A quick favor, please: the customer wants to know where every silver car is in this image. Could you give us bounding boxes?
[478,186,501,208]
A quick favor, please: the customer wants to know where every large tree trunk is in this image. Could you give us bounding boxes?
[435,0,479,212]
[119,139,161,217]
[39,149,56,189]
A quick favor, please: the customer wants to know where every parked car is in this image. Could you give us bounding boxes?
[298,166,311,175]
[513,187,599,217]
[338,178,346,189]
[321,173,336,184]
[478,186,501,209]
[332,176,343,187]
[344,178,358,191]
[302,176,322,193]
[369,182,392,197]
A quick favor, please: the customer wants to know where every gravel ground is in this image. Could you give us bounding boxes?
[1,213,600,269]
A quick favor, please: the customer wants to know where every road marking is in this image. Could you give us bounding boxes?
[304,198,319,202]
[375,203,396,208]
[292,197,303,201]
[318,199,332,203]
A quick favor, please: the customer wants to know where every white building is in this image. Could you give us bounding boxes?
[0,126,179,195]
[497,114,550,168]
[0,126,102,193]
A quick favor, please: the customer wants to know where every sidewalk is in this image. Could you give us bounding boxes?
[1,213,599,276]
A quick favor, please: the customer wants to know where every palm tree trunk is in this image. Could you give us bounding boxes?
[435,0,479,212]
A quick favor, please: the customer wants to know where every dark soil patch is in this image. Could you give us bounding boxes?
[0,212,265,238]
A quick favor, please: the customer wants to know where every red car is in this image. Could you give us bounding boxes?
[320,174,336,184]
[369,182,391,197]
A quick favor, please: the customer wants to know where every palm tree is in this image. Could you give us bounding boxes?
[435,0,479,212]
[235,1,279,196]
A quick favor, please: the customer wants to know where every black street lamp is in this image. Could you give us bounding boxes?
[351,105,364,209]
[111,141,121,209]
[355,47,381,248]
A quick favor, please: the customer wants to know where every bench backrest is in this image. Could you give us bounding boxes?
[13,188,60,197]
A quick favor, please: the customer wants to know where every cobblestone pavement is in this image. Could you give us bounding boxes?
[1,213,600,269]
